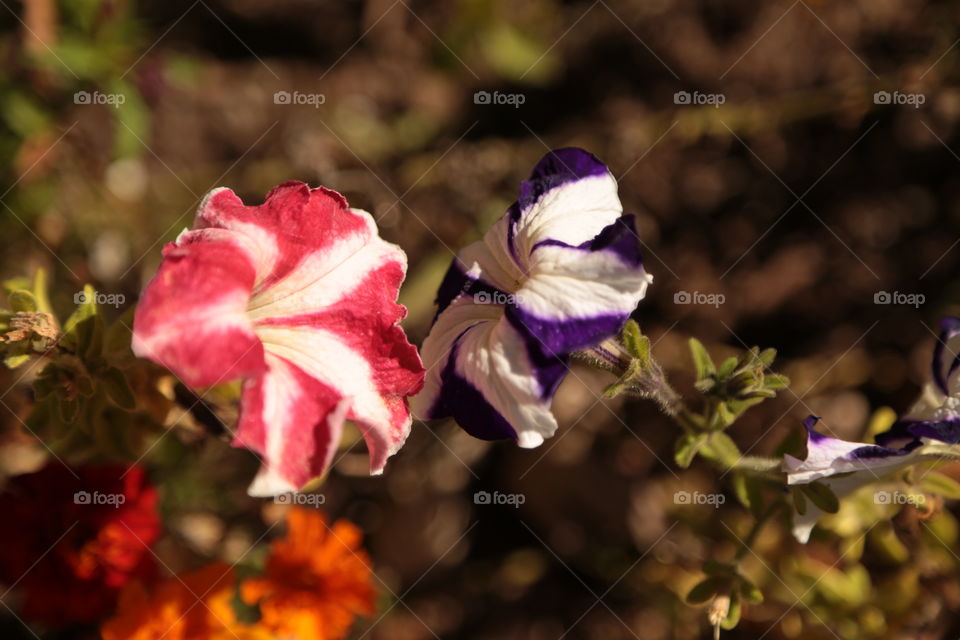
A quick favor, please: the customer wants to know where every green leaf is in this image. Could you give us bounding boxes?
[675,432,708,468]
[620,320,650,366]
[7,290,37,313]
[870,521,910,563]
[687,576,729,604]
[717,356,738,379]
[700,431,742,468]
[694,377,716,394]
[811,563,871,607]
[63,285,98,337]
[710,401,736,429]
[32,366,58,399]
[102,367,136,410]
[2,276,31,296]
[30,269,53,315]
[688,338,715,380]
[3,353,31,368]
[733,473,766,519]
[792,487,807,515]
[775,424,806,459]
[66,315,104,363]
[758,348,776,367]
[763,374,790,390]
[1,91,52,137]
[603,376,630,399]
[801,481,840,514]
[103,309,136,365]
[919,471,960,500]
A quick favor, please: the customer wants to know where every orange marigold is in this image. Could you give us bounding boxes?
[0,463,159,628]
[101,563,269,640]
[241,507,376,640]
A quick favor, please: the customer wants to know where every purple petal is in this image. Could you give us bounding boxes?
[507,148,612,260]
[933,316,960,395]
[533,214,645,268]
[427,338,519,441]
[785,415,918,484]
[433,259,504,318]
[876,417,960,447]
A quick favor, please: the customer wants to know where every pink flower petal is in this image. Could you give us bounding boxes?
[134,182,425,494]
[235,353,348,496]
[132,228,266,387]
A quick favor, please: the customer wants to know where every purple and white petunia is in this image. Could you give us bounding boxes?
[875,316,960,448]
[411,148,653,447]
[783,320,960,541]
[784,416,919,485]
[784,416,922,542]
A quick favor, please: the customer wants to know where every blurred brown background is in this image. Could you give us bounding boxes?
[2,0,960,638]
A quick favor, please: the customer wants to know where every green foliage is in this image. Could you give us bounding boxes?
[620,319,650,367]
[690,343,786,431]
[800,481,841,514]
[674,432,707,468]
[2,270,169,461]
[589,327,793,633]
[919,470,960,500]
[676,340,789,476]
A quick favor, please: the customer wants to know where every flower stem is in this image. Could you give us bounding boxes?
[734,502,782,562]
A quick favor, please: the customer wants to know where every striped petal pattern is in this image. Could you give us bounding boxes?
[412,148,653,447]
[783,416,923,542]
[134,182,424,496]
[782,320,960,542]
[784,416,919,485]
[876,316,960,447]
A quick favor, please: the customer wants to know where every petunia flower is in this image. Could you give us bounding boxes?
[0,463,159,628]
[411,148,653,446]
[133,182,425,496]
[784,415,930,543]
[784,416,920,485]
[875,316,960,447]
[782,320,960,541]
[240,507,375,640]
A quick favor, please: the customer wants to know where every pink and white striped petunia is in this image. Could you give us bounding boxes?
[411,148,653,447]
[133,182,425,496]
